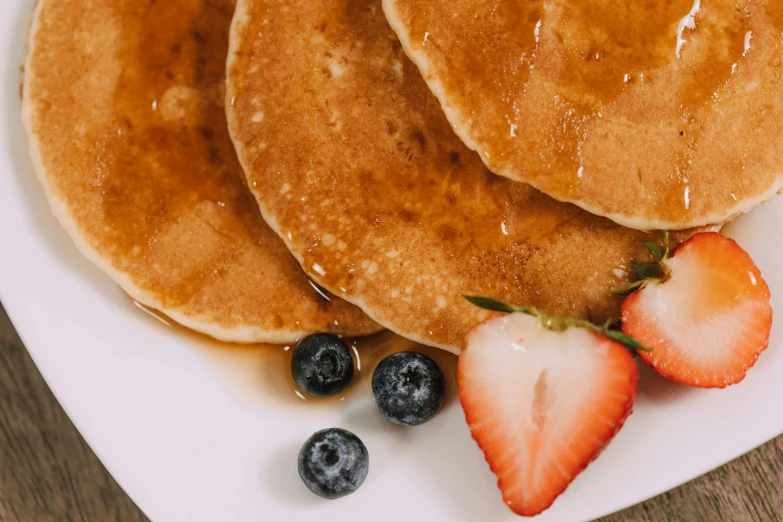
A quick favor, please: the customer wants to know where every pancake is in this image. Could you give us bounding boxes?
[226,0,699,352]
[383,0,783,230]
[22,0,379,343]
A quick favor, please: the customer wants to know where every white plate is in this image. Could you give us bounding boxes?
[2,2,783,521]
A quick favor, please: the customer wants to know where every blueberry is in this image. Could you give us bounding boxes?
[292,334,354,397]
[297,428,369,499]
[371,351,445,426]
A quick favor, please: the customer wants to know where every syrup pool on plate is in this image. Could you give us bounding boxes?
[130,299,459,408]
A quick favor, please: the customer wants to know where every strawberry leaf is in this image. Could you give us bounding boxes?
[660,230,670,259]
[463,295,651,354]
[604,330,651,352]
[610,280,645,296]
[632,261,662,280]
[642,241,663,261]
[462,295,522,314]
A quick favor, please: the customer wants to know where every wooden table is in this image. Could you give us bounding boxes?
[1,302,781,522]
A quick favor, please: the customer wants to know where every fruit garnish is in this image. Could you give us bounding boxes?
[460,300,638,516]
[298,428,369,499]
[620,231,772,388]
[291,334,354,397]
[463,295,647,352]
[611,230,672,296]
[372,351,445,426]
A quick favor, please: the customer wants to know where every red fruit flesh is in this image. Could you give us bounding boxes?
[460,313,638,516]
[623,232,772,388]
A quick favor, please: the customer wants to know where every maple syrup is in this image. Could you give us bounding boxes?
[131,300,459,409]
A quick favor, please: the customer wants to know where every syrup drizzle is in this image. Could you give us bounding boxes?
[391,0,783,223]
[130,300,459,409]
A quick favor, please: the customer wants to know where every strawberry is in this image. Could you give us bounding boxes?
[621,232,772,388]
[459,304,638,517]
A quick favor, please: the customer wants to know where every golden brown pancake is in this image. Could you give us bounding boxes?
[226,0,698,352]
[22,0,379,342]
[383,0,783,230]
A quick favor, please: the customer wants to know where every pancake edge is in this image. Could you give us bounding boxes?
[381,0,783,231]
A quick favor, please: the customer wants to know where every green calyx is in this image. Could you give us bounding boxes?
[462,295,649,353]
[611,231,672,296]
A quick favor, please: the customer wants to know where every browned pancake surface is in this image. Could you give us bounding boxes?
[383,0,783,229]
[227,0,697,351]
[23,0,378,342]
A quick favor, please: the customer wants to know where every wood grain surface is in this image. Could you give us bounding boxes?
[0,301,781,522]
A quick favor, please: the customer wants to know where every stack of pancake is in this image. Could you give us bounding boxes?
[24,0,781,353]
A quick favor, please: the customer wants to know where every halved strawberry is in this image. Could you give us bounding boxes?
[460,312,638,517]
[622,232,772,388]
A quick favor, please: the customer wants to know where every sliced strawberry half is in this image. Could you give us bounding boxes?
[460,312,638,517]
[622,232,772,388]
